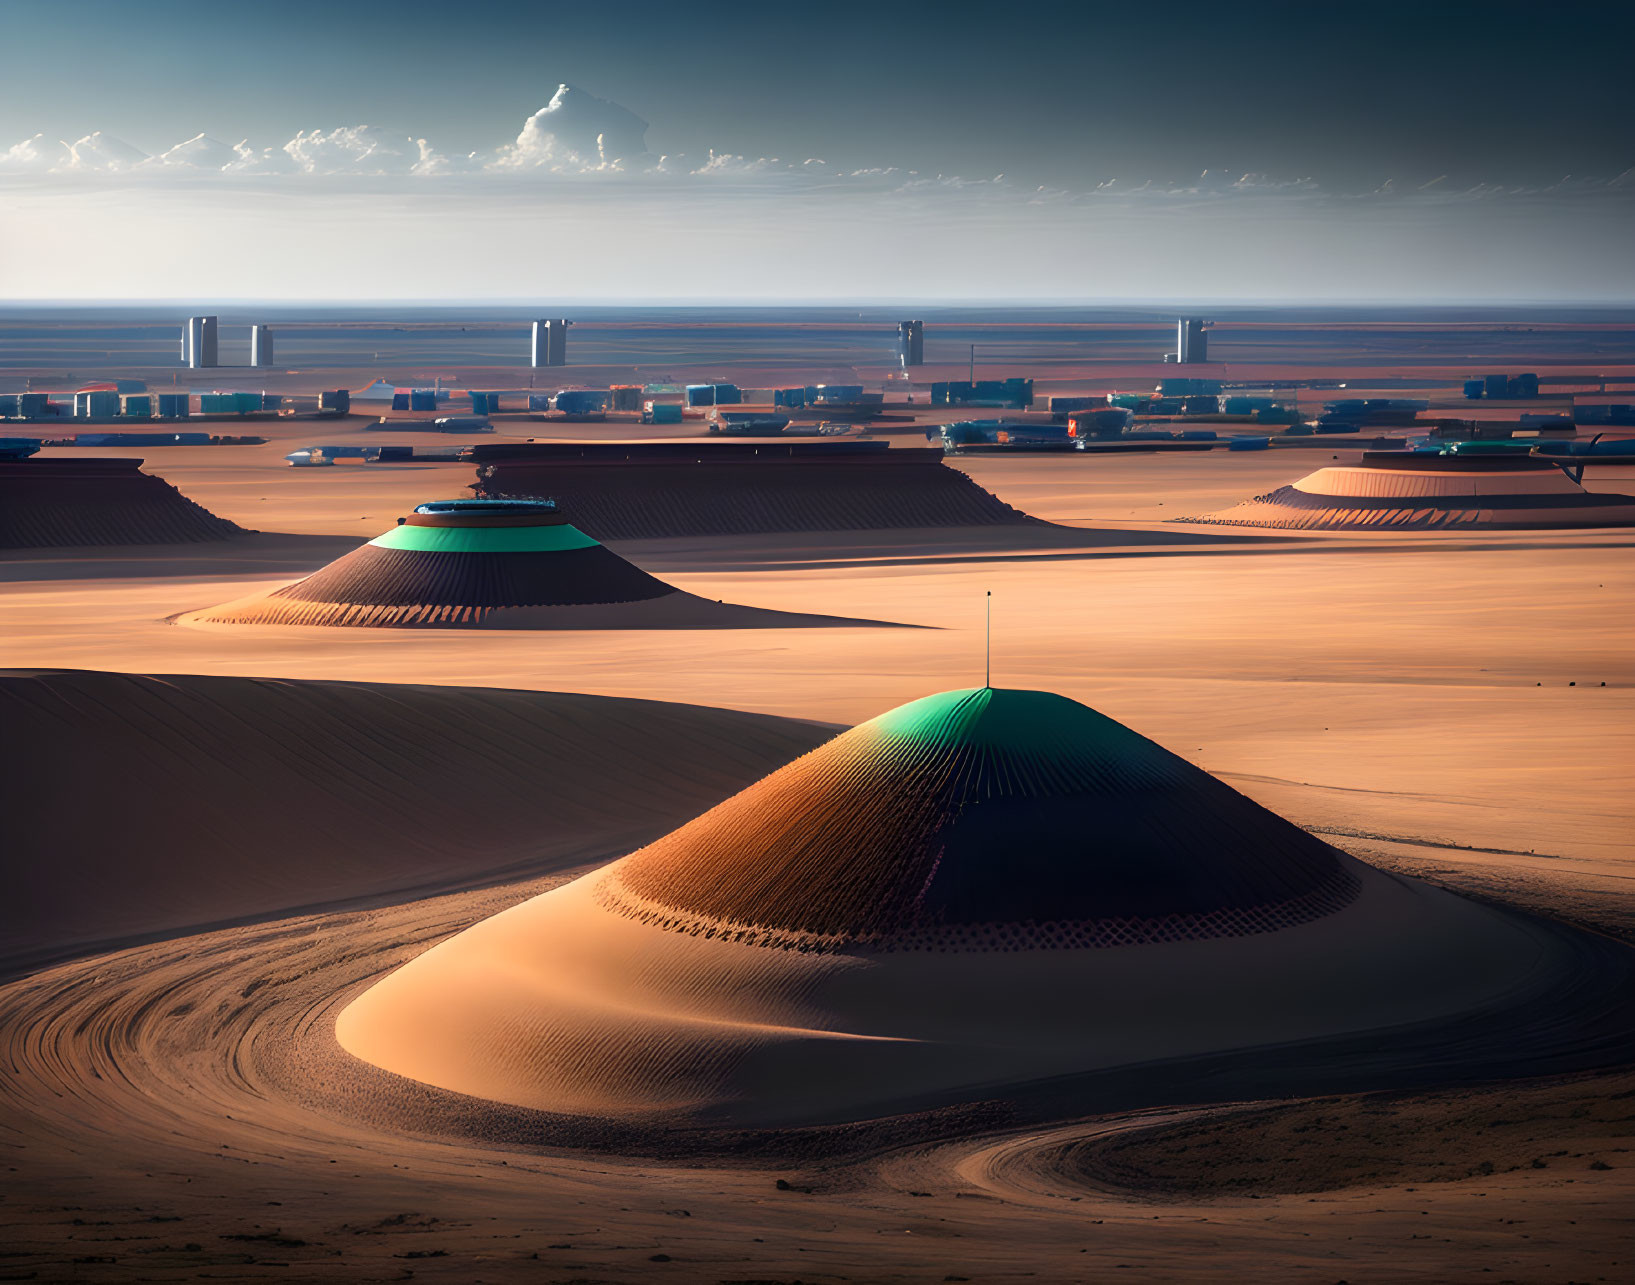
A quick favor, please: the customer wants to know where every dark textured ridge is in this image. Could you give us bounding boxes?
[600,690,1357,951]
[1183,485,1635,530]
[472,450,1038,539]
[0,458,243,548]
[1355,452,1568,471]
[270,543,673,608]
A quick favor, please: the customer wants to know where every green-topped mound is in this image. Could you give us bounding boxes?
[605,688,1355,950]
[181,499,886,631]
[337,686,1607,1129]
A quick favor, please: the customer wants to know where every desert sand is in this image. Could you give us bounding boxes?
[1,409,1632,1281]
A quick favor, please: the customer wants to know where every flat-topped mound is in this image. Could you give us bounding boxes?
[182,499,883,630]
[465,441,1039,539]
[0,669,828,972]
[0,457,244,548]
[1181,452,1635,530]
[338,687,1592,1128]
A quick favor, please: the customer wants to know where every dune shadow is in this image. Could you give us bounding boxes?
[0,532,369,583]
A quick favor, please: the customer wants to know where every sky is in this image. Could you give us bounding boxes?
[0,0,1631,302]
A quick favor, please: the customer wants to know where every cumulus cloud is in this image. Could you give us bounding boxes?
[0,133,64,171]
[490,83,648,170]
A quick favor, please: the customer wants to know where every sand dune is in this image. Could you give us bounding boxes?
[1182,452,1635,530]
[470,442,1039,538]
[0,456,244,547]
[0,669,828,973]
[338,688,1625,1129]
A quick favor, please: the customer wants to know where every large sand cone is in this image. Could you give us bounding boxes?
[339,688,1579,1128]
[1181,452,1635,530]
[0,457,243,548]
[182,499,872,629]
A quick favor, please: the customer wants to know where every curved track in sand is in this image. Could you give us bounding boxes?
[3,856,1635,1279]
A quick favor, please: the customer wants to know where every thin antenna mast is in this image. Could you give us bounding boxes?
[985,590,992,688]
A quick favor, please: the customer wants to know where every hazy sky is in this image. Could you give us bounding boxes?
[1,0,1630,301]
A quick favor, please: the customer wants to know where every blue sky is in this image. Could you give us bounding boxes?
[1,0,1630,300]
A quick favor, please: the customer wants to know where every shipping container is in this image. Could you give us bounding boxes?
[554,389,609,416]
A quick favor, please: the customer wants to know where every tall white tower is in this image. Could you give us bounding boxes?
[185,315,219,368]
[531,319,569,367]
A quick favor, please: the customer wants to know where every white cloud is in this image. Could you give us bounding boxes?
[0,84,1628,228]
[490,83,648,170]
[144,134,238,169]
[0,133,63,171]
[282,125,426,175]
[223,139,299,175]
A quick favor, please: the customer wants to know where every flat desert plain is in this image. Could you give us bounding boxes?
[1,418,1632,1282]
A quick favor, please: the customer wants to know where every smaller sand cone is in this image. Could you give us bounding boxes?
[1181,452,1635,530]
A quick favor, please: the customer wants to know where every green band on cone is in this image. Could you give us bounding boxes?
[369,523,600,554]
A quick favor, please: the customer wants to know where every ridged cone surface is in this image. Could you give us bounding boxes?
[1183,462,1635,530]
[188,519,676,627]
[598,688,1358,951]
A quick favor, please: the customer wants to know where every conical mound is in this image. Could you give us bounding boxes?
[186,500,677,628]
[1181,453,1635,530]
[339,688,1597,1129]
[0,457,243,548]
[599,688,1358,950]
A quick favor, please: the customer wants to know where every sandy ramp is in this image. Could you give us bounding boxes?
[0,669,828,973]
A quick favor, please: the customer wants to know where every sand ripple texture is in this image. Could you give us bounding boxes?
[0,457,244,548]
[472,445,1039,538]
